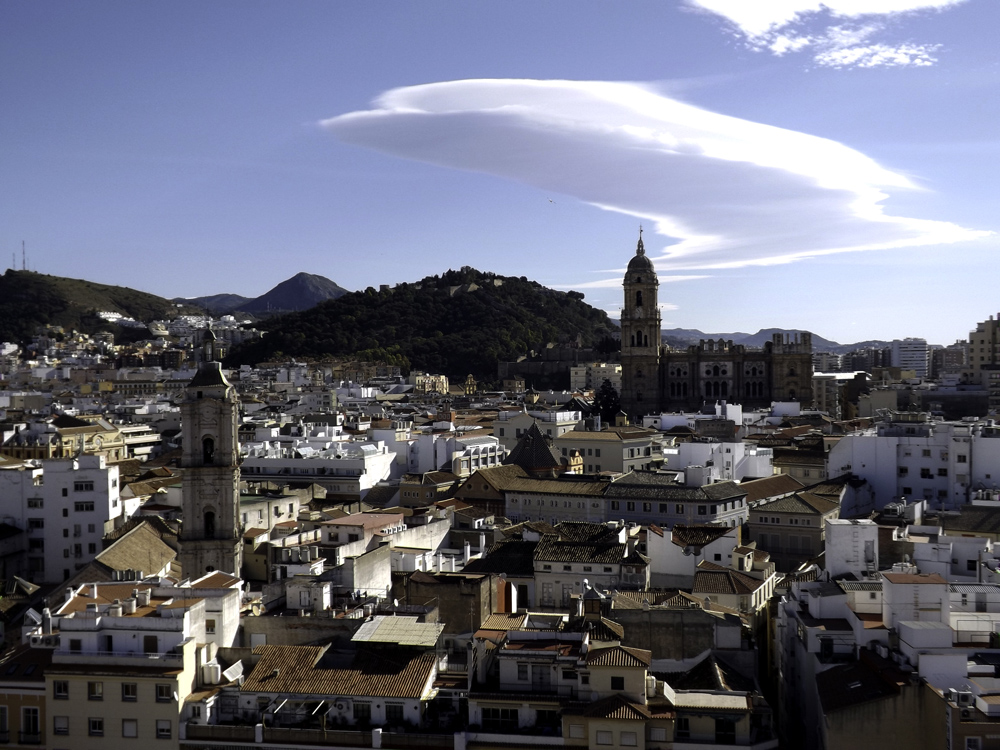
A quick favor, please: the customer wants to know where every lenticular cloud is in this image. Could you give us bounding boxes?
[321,79,987,274]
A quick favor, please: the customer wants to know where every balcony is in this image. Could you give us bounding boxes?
[54,649,184,666]
[17,731,42,745]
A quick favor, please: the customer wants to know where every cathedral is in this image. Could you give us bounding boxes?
[619,233,813,418]
[179,329,243,577]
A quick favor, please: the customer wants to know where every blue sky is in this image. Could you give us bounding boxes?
[2,1,997,346]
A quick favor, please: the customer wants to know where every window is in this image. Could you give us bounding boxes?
[75,501,95,512]
[481,707,518,732]
[716,718,737,744]
[583,565,592,572]
[958,455,968,463]
[54,680,69,699]
[603,566,613,573]
[922,449,931,458]
[595,449,601,457]
[626,501,635,511]
[89,717,105,736]
[562,669,576,680]
[206,618,216,634]
[385,703,404,724]
[569,724,585,738]
[643,502,651,512]
[698,505,707,515]
[122,682,137,702]
[156,719,171,739]
[676,504,684,514]
[650,727,667,741]
[156,683,172,702]
[621,731,637,746]
[75,481,95,492]
[27,498,42,509]
[596,730,613,745]
[610,501,620,511]
[938,468,948,477]
[659,503,667,513]
[88,681,103,700]
[518,663,528,680]
[122,718,138,738]
[54,715,69,735]
[611,676,625,690]
[353,701,371,721]
[898,467,909,476]
[27,518,43,529]
[22,706,40,737]
[676,717,690,739]
[88,542,97,553]
[920,468,933,479]
[968,559,978,572]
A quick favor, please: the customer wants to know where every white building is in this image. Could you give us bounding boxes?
[827,414,1000,510]
[0,455,127,584]
[891,338,929,378]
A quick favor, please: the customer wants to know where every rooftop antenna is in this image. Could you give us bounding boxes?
[22,240,26,271]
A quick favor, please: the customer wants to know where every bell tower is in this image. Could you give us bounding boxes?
[620,230,661,418]
[179,329,243,577]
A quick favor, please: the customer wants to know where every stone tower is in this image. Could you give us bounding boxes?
[179,329,243,577]
[620,231,662,418]
[767,332,814,405]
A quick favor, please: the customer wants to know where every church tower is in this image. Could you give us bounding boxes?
[620,231,662,418]
[179,329,243,577]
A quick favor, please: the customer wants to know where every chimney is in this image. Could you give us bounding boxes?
[90,584,99,600]
[463,542,471,565]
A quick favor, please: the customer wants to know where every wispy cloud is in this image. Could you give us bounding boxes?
[686,0,968,68]
[322,79,987,287]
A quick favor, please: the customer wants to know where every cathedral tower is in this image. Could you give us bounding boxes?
[620,231,662,418]
[179,330,243,577]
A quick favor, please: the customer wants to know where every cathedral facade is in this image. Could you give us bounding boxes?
[619,235,813,418]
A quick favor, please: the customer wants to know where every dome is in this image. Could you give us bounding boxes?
[626,235,655,273]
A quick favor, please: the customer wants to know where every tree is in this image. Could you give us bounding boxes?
[593,379,621,424]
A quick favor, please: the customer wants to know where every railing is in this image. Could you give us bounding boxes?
[184,724,255,742]
[382,732,454,749]
[0,730,8,743]
[55,649,183,664]
[17,731,42,745]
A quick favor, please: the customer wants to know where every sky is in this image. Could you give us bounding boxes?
[2,1,998,346]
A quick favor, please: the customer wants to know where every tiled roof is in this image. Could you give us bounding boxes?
[656,654,756,693]
[693,566,767,596]
[535,538,626,565]
[586,644,652,668]
[569,693,652,720]
[242,645,436,699]
[480,613,529,631]
[740,474,804,503]
[554,522,622,543]
[502,477,608,496]
[756,491,839,516]
[671,525,732,548]
[503,423,562,472]
[95,523,176,576]
[882,572,947,585]
[463,540,537,577]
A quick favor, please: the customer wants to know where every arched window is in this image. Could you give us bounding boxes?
[705,382,713,397]
[636,291,643,307]
[789,389,796,399]
[788,367,797,377]
[682,383,688,396]
[636,368,643,379]
[751,366,758,377]
[204,511,216,538]
[745,382,751,397]
[643,333,649,347]
[202,436,215,464]
[713,365,720,377]
[721,382,728,397]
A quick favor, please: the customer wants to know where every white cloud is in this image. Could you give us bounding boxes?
[686,0,967,67]
[322,79,988,285]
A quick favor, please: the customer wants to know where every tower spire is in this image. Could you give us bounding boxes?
[636,225,644,256]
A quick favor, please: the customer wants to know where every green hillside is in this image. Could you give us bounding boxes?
[0,269,192,344]
[226,267,619,383]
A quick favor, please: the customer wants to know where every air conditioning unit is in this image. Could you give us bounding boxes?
[957,691,974,706]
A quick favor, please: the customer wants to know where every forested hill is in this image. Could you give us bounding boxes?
[225,268,618,382]
[0,269,195,344]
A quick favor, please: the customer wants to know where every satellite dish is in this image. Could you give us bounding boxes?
[682,546,693,556]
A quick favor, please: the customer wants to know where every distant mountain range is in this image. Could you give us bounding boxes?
[659,327,891,355]
[175,272,349,316]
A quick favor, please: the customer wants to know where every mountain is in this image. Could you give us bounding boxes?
[660,327,890,354]
[174,272,349,316]
[172,293,251,314]
[237,272,349,314]
[225,267,619,383]
[0,269,197,345]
